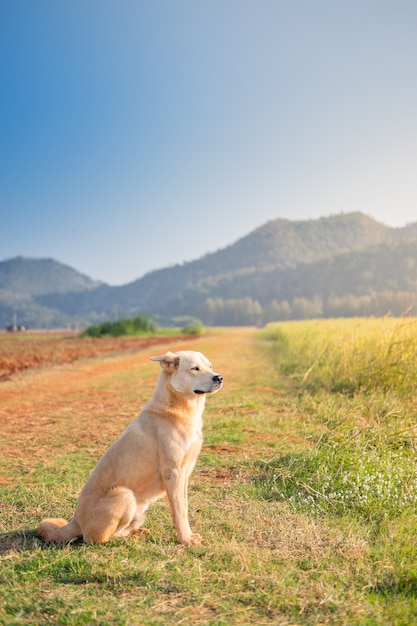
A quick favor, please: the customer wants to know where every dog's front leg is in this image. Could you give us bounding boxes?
[163,468,201,546]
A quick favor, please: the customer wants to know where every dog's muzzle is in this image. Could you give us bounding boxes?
[194,374,223,395]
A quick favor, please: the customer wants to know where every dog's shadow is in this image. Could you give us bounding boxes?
[0,529,83,555]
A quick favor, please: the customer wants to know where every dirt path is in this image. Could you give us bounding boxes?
[0,329,261,477]
[0,326,303,492]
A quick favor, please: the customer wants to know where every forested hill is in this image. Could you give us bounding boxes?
[0,257,103,328]
[0,257,102,297]
[2,212,417,327]
[166,211,417,275]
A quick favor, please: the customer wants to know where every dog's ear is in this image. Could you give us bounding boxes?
[150,352,180,372]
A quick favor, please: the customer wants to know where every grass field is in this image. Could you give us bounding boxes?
[1,321,417,624]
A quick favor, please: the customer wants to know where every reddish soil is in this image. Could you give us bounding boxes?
[0,333,195,380]
[0,332,213,486]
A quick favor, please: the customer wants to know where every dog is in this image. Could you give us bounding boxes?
[37,350,223,546]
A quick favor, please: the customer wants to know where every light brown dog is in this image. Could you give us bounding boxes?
[38,350,223,546]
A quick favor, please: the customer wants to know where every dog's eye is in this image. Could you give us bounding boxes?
[191,366,200,371]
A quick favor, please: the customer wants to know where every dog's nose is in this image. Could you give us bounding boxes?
[213,375,223,383]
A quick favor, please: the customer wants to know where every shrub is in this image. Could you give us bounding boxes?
[132,314,157,333]
[81,315,157,338]
[182,321,204,335]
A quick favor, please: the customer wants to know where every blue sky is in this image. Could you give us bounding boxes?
[1,1,417,285]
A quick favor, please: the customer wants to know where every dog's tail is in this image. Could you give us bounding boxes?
[38,517,81,543]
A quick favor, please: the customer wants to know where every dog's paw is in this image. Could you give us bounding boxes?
[130,527,151,538]
[181,533,202,546]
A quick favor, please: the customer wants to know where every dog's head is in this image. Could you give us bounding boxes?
[150,351,223,398]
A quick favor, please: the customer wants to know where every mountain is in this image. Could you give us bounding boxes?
[0,256,102,297]
[2,213,417,328]
[0,257,103,328]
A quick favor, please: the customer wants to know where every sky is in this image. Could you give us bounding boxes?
[1,1,417,286]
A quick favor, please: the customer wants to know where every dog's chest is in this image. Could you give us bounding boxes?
[181,418,203,456]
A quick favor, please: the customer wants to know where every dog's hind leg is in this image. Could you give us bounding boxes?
[80,487,138,544]
[121,502,150,535]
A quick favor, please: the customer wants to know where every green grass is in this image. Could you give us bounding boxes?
[2,321,417,623]
[253,318,417,622]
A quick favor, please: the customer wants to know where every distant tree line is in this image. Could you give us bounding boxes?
[198,297,263,326]
[196,291,417,326]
